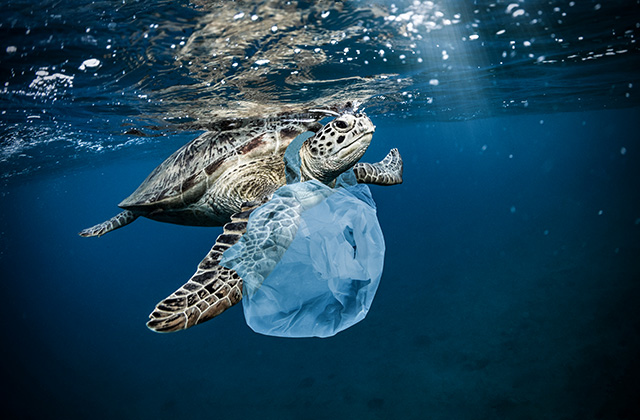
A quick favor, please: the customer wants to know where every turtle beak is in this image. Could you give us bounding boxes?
[336,132,373,160]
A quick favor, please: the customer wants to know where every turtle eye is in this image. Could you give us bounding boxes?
[334,120,348,129]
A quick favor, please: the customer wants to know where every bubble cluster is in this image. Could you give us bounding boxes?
[28,69,74,97]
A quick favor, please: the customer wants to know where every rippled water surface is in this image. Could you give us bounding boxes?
[2,0,639,178]
[1,1,640,419]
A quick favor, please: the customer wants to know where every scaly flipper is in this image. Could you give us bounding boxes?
[79,210,139,237]
[146,202,261,333]
[353,148,403,186]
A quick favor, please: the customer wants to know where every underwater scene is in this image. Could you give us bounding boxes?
[1,0,639,419]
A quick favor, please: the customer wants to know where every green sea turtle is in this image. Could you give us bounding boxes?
[80,110,403,332]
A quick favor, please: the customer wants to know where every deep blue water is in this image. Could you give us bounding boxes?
[2,1,640,419]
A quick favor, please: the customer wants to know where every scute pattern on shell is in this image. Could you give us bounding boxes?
[118,114,322,209]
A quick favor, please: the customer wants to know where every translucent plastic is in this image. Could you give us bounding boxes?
[220,179,385,338]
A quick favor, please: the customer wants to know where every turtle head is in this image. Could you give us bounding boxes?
[299,113,375,184]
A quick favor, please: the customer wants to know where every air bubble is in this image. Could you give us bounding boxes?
[79,58,101,71]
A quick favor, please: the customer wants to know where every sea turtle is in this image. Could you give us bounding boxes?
[80,109,403,332]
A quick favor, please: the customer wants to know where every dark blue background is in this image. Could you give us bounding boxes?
[2,108,639,419]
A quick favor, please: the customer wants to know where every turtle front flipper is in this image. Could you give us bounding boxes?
[79,210,139,237]
[146,203,260,333]
[353,148,403,186]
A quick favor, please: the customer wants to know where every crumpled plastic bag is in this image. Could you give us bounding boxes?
[220,179,385,338]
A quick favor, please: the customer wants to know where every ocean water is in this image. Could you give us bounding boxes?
[1,1,639,419]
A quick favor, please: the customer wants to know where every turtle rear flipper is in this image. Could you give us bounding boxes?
[353,148,403,186]
[79,210,139,237]
[146,203,260,333]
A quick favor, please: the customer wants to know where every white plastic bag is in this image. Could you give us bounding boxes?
[220,180,385,338]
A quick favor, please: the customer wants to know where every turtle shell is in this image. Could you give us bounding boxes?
[119,115,322,211]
